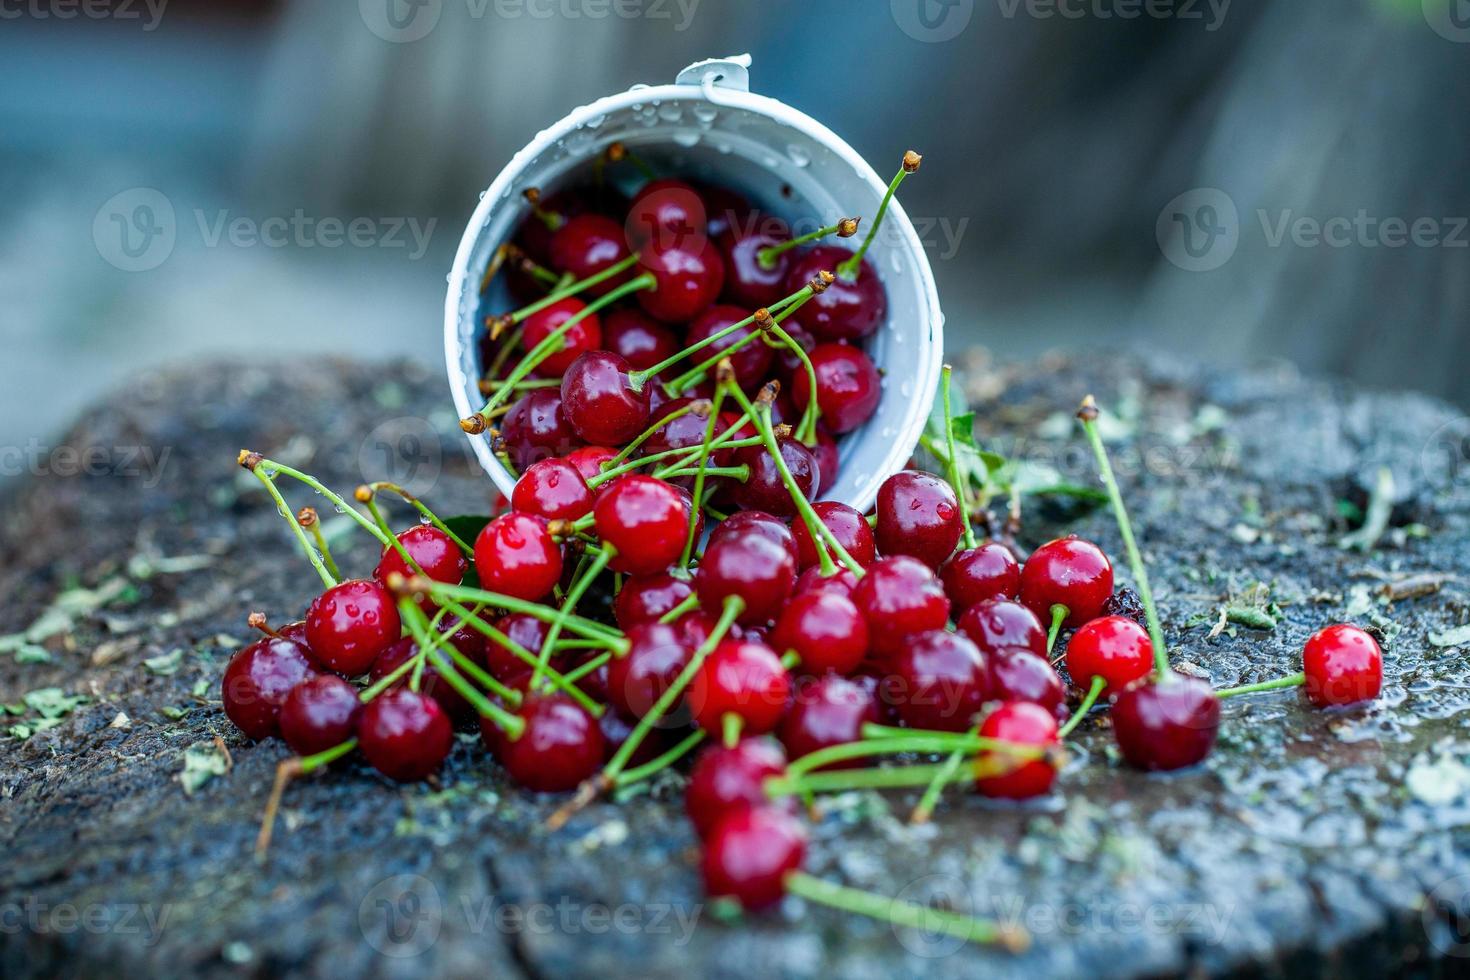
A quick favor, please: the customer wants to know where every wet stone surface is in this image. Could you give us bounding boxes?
[2,354,1469,978]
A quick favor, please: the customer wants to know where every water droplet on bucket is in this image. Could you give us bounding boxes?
[692,104,718,126]
[671,130,700,148]
[658,104,682,122]
[786,144,810,168]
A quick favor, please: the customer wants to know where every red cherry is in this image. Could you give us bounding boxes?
[687,305,773,392]
[791,343,882,435]
[606,622,694,720]
[473,513,563,602]
[702,806,806,910]
[1111,675,1220,771]
[1019,536,1114,628]
[770,319,817,382]
[729,436,820,518]
[279,674,362,756]
[368,635,476,722]
[515,187,591,265]
[885,629,990,732]
[718,223,791,309]
[794,566,860,599]
[784,245,887,342]
[1302,624,1382,706]
[697,183,752,241]
[512,458,594,521]
[305,580,401,677]
[1066,615,1154,697]
[686,737,788,839]
[499,388,580,471]
[770,592,869,676]
[374,524,467,589]
[559,351,652,446]
[222,637,317,740]
[641,397,722,469]
[875,470,962,569]
[940,543,1020,614]
[695,534,796,625]
[627,179,706,250]
[956,598,1046,659]
[594,475,691,576]
[987,648,1067,720]
[358,688,453,782]
[564,444,617,493]
[549,214,631,296]
[779,674,879,767]
[521,297,602,376]
[852,556,950,659]
[488,693,605,793]
[790,501,875,570]
[975,702,1059,800]
[603,307,679,372]
[708,510,798,567]
[635,241,725,323]
[597,707,673,768]
[482,612,548,681]
[614,573,695,629]
[688,640,791,735]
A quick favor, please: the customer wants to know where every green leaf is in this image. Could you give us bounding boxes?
[23,687,87,720]
[144,648,186,676]
[1429,624,1470,648]
[179,741,230,795]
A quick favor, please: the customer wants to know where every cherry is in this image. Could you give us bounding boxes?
[688,640,791,736]
[852,556,950,659]
[483,612,549,681]
[718,221,791,309]
[305,579,402,677]
[779,674,880,768]
[222,636,317,740]
[1101,587,1148,629]
[369,636,475,722]
[794,565,860,599]
[702,806,807,911]
[1303,624,1383,706]
[975,702,1059,800]
[695,534,796,625]
[770,320,818,384]
[597,706,673,768]
[279,674,362,756]
[516,187,590,265]
[488,693,605,793]
[594,474,691,576]
[885,629,989,732]
[512,458,594,521]
[956,599,1046,659]
[641,397,720,464]
[358,688,453,782]
[875,470,963,569]
[473,513,563,602]
[1111,675,1220,772]
[499,388,579,471]
[987,648,1067,720]
[770,592,869,676]
[1019,536,1114,629]
[686,305,774,392]
[635,240,725,323]
[627,179,706,249]
[707,510,799,567]
[1065,615,1154,698]
[614,573,695,629]
[548,214,632,296]
[790,501,876,570]
[685,737,789,839]
[940,543,1020,614]
[729,435,820,517]
[791,343,882,435]
[560,351,652,446]
[696,182,751,241]
[784,245,886,342]
[374,524,467,590]
[518,297,602,377]
[606,622,694,720]
[603,307,680,372]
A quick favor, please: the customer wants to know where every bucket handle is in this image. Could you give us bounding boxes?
[675,55,752,99]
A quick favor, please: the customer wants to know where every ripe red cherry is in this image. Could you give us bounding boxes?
[1111,675,1220,772]
[975,702,1059,800]
[1302,624,1383,706]
[687,305,773,392]
[521,297,601,376]
[885,629,990,732]
[794,565,860,599]
[627,179,705,249]
[614,573,694,629]
[564,444,617,492]
[1019,536,1114,628]
[708,510,798,566]
[560,351,652,446]
[222,637,317,739]
[368,635,476,722]
[374,524,467,589]
[791,344,882,435]
[852,556,951,659]
[499,388,579,471]
[697,183,752,240]
[635,240,725,323]
[695,534,796,625]
[603,308,679,372]
[702,806,807,910]
[641,397,720,467]
[474,513,563,601]
[357,688,453,782]
[718,222,791,309]
[987,648,1066,720]
[771,319,819,382]
[686,737,788,839]
[597,707,673,768]
[549,214,631,296]
[791,501,875,570]
[488,693,605,793]
[770,592,869,676]
[940,543,1020,614]
[957,598,1046,659]
[779,674,879,767]
[305,579,401,677]
[1066,615,1154,697]
[874,470,963,569]
[688,640,791,735]
[482,612,548,681]
[279,674,362,756]
[606,622,693,720]
[813,431,842,494]
[729,436,820,518]
[784,245,887,342]
[512,458,594,521]
[594,475,690,576]
[515,187,591,265]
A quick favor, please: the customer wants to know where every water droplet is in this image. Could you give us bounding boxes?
[657,104,682,123]
[786,144,810,168]
[671,130,700,148]
[889,252,904,274]
[585,113,606,128]
[628,83,650,92]
[692,103,717,126]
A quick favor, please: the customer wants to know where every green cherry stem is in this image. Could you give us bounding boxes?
[781,734,1042,782]
[250,456,391,546]
[658,594,701,624]
[605,398,711,470]
[757,217,860,269]
[1216,672,1306,699]
[612,730,707,791]
[435,598,606,714]
[940,365,977,550]
[1046,604,1068,656]
[496,250,640,330]
[368,481,474,555]
[296,508,343,582]
[909,724,979,825]
[681,380,729,568]
[401,600,524,734]
[1057,676,1106,738]
[558,652,611,687]
[783,873,1029,953]
[722,713,743,749]
[423,582,624,644]
[254,737,360,861]
[247,466,337,589]
[533,547,614,692]
[837,150,921,281]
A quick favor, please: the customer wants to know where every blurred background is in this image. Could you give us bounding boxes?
[3,0,1467,460]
